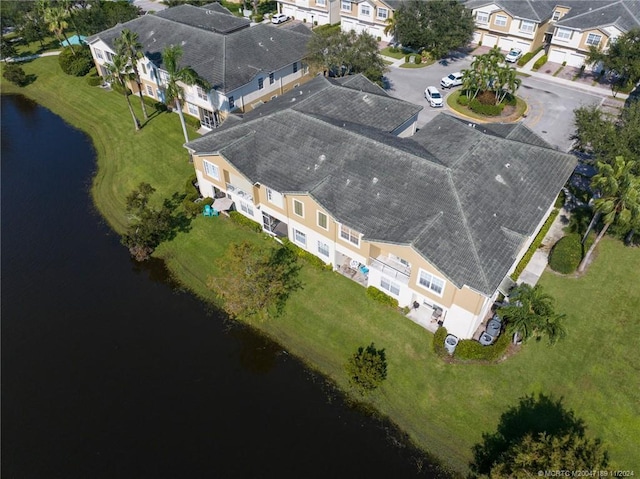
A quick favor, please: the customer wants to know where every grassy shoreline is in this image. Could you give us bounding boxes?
[3,57,639,473]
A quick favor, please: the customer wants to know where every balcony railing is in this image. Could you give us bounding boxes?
[369,257,410,284]
[226,183,253,202]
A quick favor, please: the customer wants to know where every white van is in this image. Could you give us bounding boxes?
[440,72,463,89]
[424,86,443,108]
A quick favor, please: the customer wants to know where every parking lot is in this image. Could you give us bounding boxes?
[383,53,606,152]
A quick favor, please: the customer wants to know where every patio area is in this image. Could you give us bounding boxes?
[406,302,444,334]
[335,251,368,287]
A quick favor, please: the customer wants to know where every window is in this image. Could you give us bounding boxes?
[294,229,306,246]
[141,63,147,74]
[341,1,350,12]
[317,211,328,230]
[269,72,274,85]
[293,62,298,73]
[377,7,388,20]
[360,5,370,16]
[228,96,235,109]
[106,51,114,62]
[552,10,561,21]
[556,28,572,40]
[95,48,104,60]
[240,200,254,216]
[418,270,445,296]
[258,77,264,90]
[317,241,329,257]
[494,14,507,27]
[203,160,220,180]
[520,20,535,33]
[197,86,208,101]
[340,224,359,246]
[316,0,326,6]
[475,11,488,23]
[187,103,198,115]
[586,33,601,46]
[267,188,274,202]
[146,85,154,97]
[380,277,400,296]
[293,199,304,217]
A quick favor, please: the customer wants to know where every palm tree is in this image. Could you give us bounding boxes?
[383,14,398,41]
[498,284,566,345]
[115,29,148,120]
[161,44,209,144]
[578,156,640,272]
[44,6,74,55]
[105,53,141,132]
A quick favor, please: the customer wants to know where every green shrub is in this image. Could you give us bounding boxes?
[414,55,422,64]
[253,14,264,22]
[389,46,399,53]
[457,95,470,106]
[469,98,503,116]
[229,211,263,233]
[532,54,548,71]
[510,208,559,280]
[58,45,94,77]
[111,82,132,96]
[184,114,201,130]
[86,74,103,86]
[2,64,29,86]
[554,189,565,208]
[142,95,168,112]
[366,286,399,308]
[517,45,544,67]
[549,234,583,274]
[433,326,448,357]
[454,333,509,361]
[281,238,332,271]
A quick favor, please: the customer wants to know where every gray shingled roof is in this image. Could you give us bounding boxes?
[87,9,311,93]
[555,0,640,32]
[200,2,235,15]
[156,4,249,34]
[464,0,560,22]
[186,110,576,296]
[329,74,390,96]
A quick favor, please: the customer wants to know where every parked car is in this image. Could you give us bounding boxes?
[505,48,523,63]
[271,13,289,24]
[424,86,443,108]
[440,72,463,89]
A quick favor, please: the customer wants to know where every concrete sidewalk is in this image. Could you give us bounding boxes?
[4,50,61,63]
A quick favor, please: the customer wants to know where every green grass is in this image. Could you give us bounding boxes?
[399,58,436,69]
[446,89,527,122]
[3,57,640,474]
[379,46,406,59]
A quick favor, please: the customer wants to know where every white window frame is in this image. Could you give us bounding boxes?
[95,48,104,60]
[258,77,264,90]
[294,229,307,246]
[316,0,326,6]
[339,224,360,247]
[586,33,602,46]
[317,241,329,257]
[418,269,445,296]
[196,86,208,101]
[240,200,254,217]
[187,103,198,115]
[377,7,388,20]
[317,211,328,230]
[146,85,154,97]
[293,62,298,73]
[203,160,220,180]
[267,188,274,202]
[475,11,488,24]
[556,28,572,40]
[141,63,147,75]
[293,199,304,218]
[494,14,507,27]
[360,5,370,16]
[228,96,235,109]
[380,276,400,296]
[269,72,275,85]
[520,20,535,33]
[341,1,351,12]
[552,10,561,21]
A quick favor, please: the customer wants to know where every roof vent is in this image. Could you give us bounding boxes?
[495,174,506,185]
[319,154,326,162]
[314,163,320,170]
[505,163,511,168]
[206,10,213,15]
[363,94,368,100]
[372,177,378,184]
[181,40,186,46]
[258,42,263,47]
[346,179,351,186]
[376,192,380,198]
[270,37,274,41]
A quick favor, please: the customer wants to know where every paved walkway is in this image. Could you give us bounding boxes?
[4,50,61,63]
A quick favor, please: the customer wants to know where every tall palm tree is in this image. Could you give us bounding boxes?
[161,44,209,144]
[116,29,148,120]
[44,6,74,55]
[105,53,141,132]
[383,14,398,41]
[578,156,640,272]
[498,284,566,345]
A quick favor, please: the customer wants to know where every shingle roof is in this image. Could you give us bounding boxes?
[200,2,235,15]
[555,0,640,32]
[464,0,560,22]
[87,8,311,93]
[186,108,576,296]
[155,4,250,34]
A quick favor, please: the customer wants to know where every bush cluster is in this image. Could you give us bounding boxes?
[58,45,94,77]
[184,114,201,130]
[229,211,263,233]
[86,74,103,86]
[365,286,399,308]
[142,95,168,113]
[517,45,544,67]
[510,208,559,280]
[2,64,29,86]
[469,98,503,116]
[433,326,448,357]
[111,82,132,96]
[281,238,332,271]
[182,175,205,218]
[532,54,548,71]
[548,234,583,274]
[457,95,470,106]
[453,333,510,361]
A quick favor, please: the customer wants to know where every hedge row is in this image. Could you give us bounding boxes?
[433,326,448,357]
[184,114,201,130]
[517,45,544,67]
[142,95,168,113]
[281,238,333,272]
[453,332,510,361]
[532,54,548,71]
[405,54,422,64]
[548,234,583,274]
[366,286,399,309]
[469,98,503,116]
[510,208,559,280]
[229,211,263,233]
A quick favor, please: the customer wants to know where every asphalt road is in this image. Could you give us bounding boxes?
[384,54,603,152]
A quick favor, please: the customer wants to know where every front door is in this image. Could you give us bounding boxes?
[199,108,217,129]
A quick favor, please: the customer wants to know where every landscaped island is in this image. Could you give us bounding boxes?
[3,57,639,474]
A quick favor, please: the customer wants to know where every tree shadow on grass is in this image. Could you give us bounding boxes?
[470,393,585,475]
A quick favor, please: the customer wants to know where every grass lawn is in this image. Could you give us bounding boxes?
[379,46,406,59]
[400,58,436,69]
[3,58,639,474]
[446,89,527,122]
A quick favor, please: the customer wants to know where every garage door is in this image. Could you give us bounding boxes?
[548,48,566,64]
[282,5,295,17]
[568,53,585,67]
[516,40,530,51]
[483,34,497,47]
[498,37,513,51]
[473,32,482,44]
[341,19,355,34]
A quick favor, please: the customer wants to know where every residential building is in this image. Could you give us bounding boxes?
[184,75,576,340]
[339,0,402,42]
[86,3,313,129]
[277,0,341,26]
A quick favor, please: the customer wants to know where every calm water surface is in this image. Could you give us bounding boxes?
[1,95,448,478]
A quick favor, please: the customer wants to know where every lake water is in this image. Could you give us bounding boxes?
[1,95,448,478]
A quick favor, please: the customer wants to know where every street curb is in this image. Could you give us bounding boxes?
[445,92,528,124]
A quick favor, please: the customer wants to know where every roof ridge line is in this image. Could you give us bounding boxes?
[560,1,621,25]
[447,171,491,292]
[620,0,640,24]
